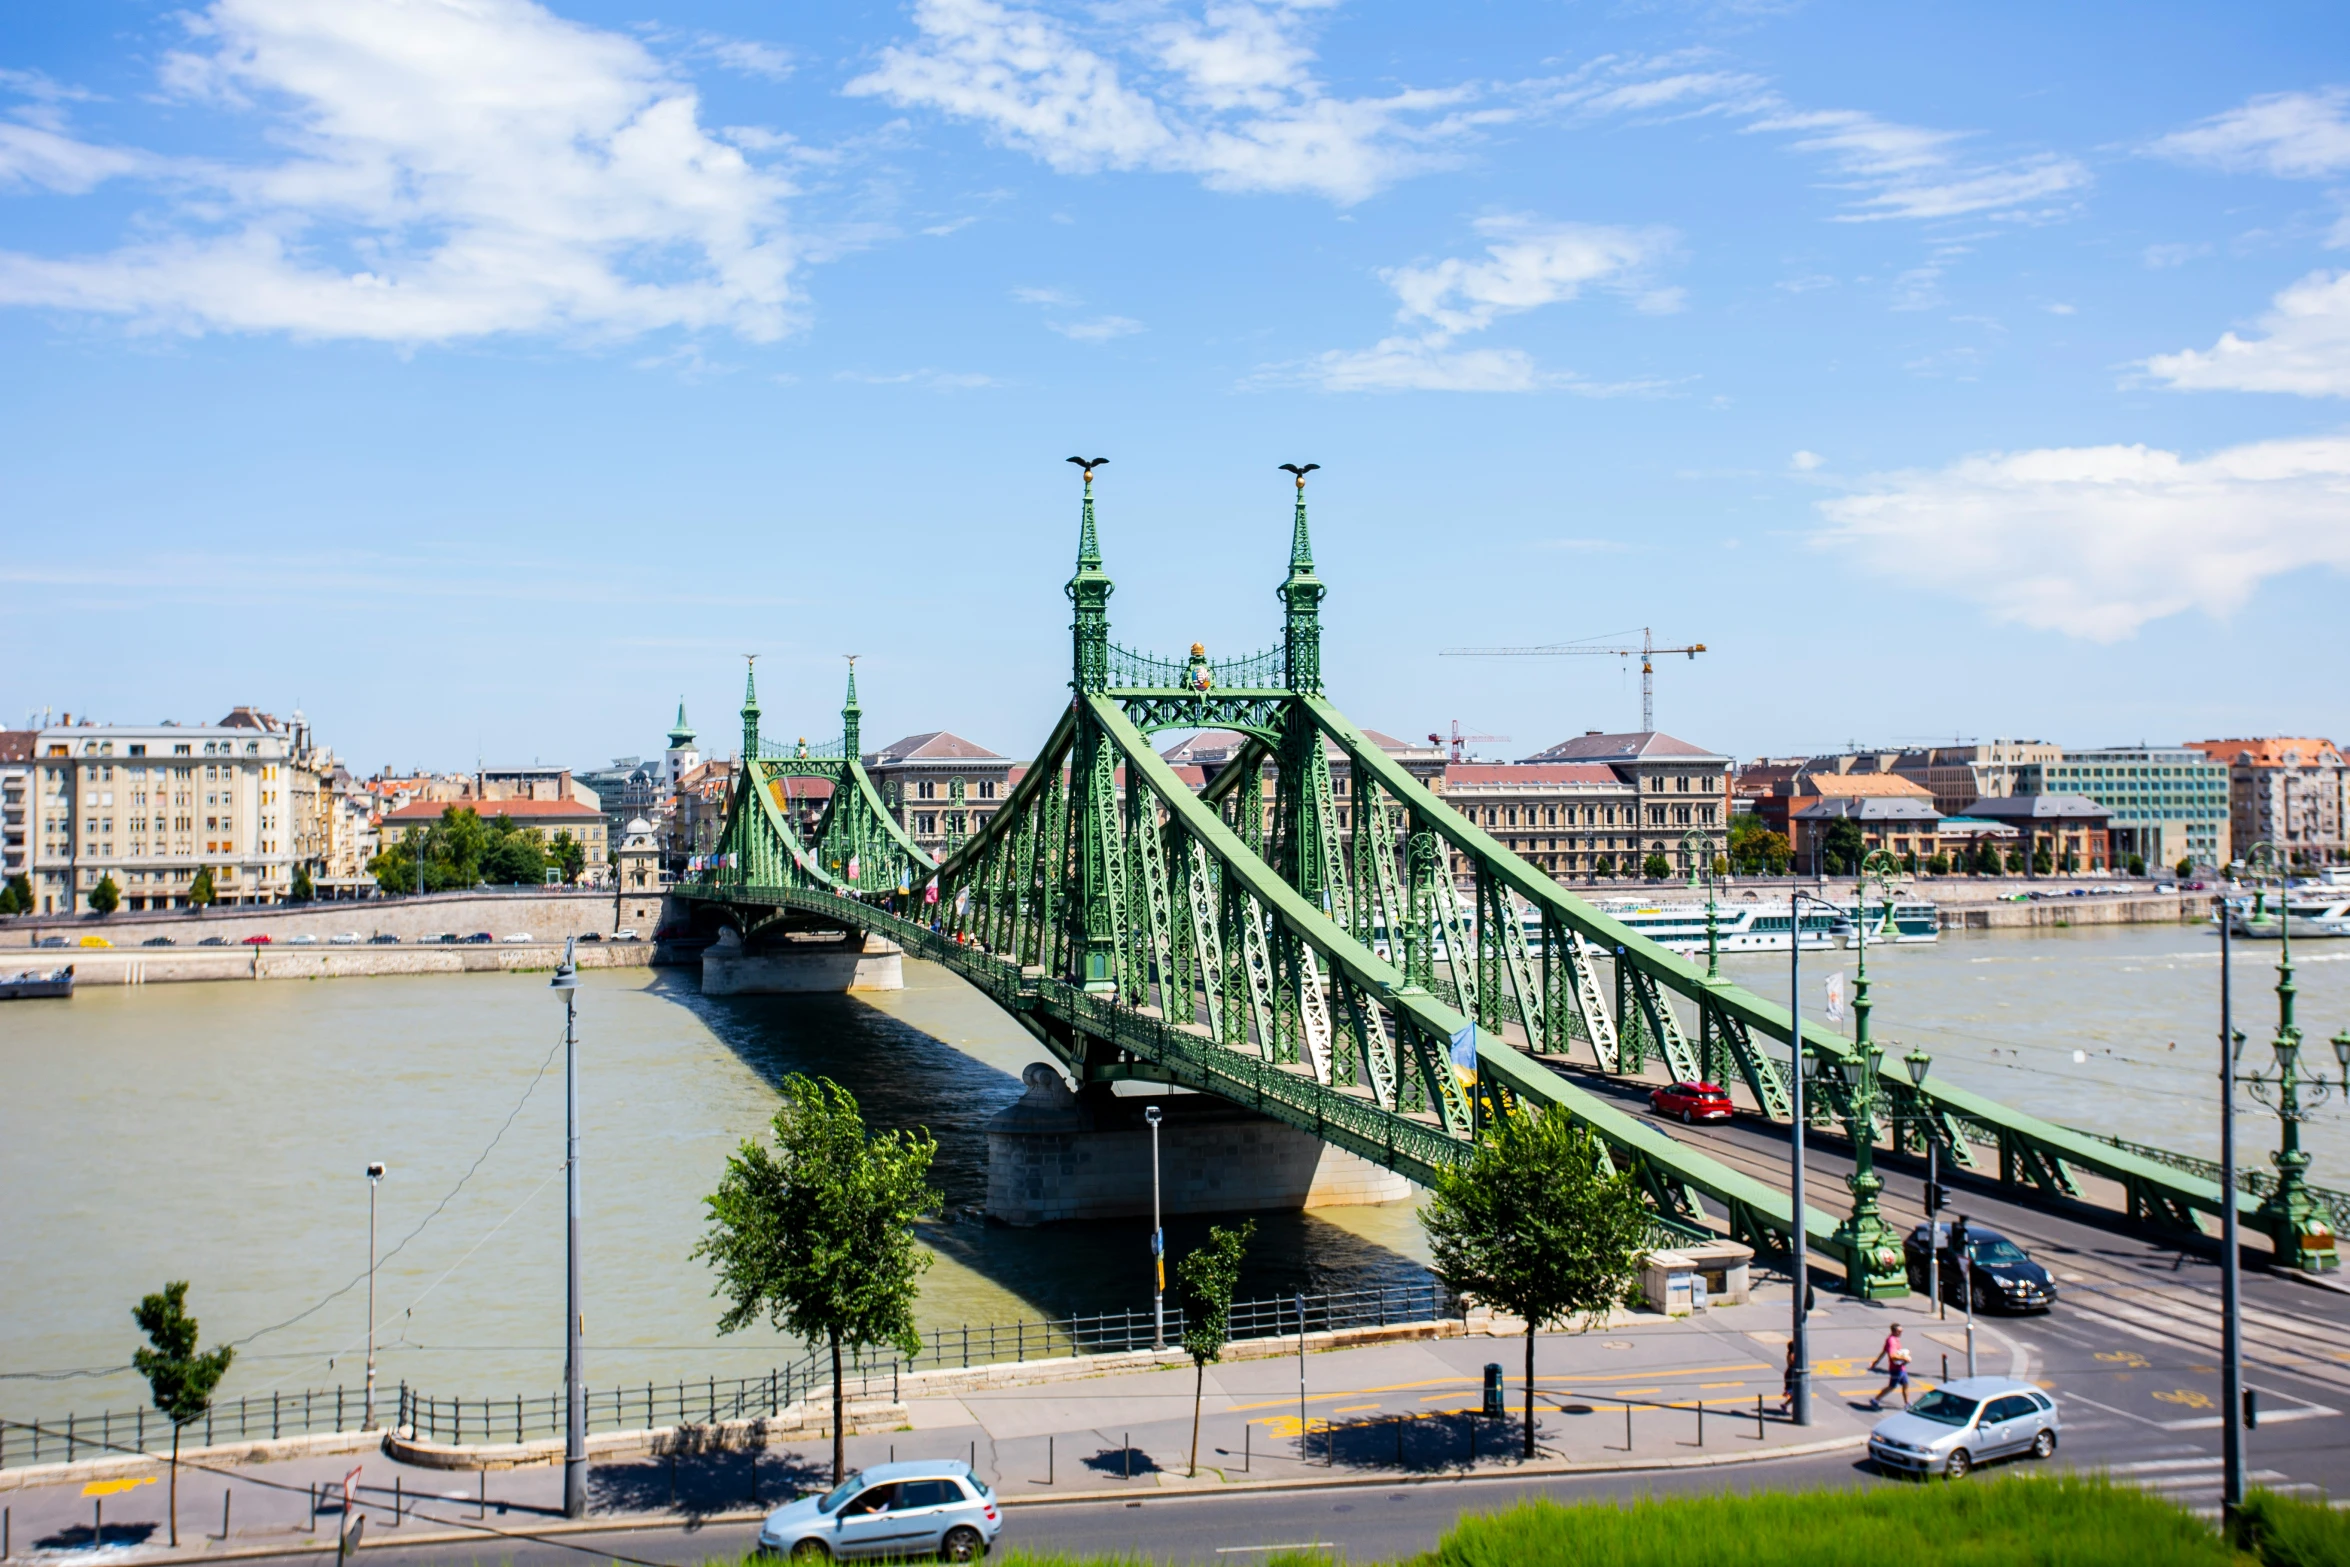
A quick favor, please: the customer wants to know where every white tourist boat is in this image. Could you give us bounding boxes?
[2226,894,2350,940]
[1834,899,1944,948]
[1584,898,1841,956]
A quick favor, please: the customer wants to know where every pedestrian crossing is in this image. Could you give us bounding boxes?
[2095,1455,2321,1514]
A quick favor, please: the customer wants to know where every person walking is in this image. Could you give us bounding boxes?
[1776,1339,1800,1417]
[1868,1323,1912,1410]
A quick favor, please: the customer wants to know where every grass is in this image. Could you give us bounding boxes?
[2237,1488,2350,1567]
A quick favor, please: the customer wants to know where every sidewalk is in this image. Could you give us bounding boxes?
[0,1293,1934,1562]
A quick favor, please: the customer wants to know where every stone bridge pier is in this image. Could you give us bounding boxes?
[984,1063,1413,1226]
[699,923,904,994]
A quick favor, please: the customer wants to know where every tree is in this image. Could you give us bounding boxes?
[133,1282,236,1548]
[1641,852,1671,880]
[696,1074,939,1483]
[2127,854,2146,878]
[1925,853,1951,876]
[2032,847,2054,875]
[1822,817,1866,875]
[479,819,547,885]
[550,831,588,886]
[2177,857,2195,880]
[2003,848,2025,875]
[0,873,26,915]
[1727,817,1790,876]
[367,844,418,895]
[189,867,216,908]
[1176,1220,1255,1476]
[89,874,121,915]
[1593,855,1616,879]
[1420,1108,1651,1458]
[290,864,315,903]
[1711,855,1730,879]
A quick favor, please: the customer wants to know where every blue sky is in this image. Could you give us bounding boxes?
[4,0,2348,772]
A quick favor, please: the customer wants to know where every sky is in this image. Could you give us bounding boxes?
[3,0,2348,773]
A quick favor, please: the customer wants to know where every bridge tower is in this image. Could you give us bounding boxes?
[1067,462,1123,994]
[842,656,863,760]
[739,656,760,763]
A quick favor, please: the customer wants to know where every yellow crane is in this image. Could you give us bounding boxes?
[1441,627,1706,733]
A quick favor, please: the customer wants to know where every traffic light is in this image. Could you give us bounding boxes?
[1924,1180,1946,1216]
[1948,1216,1971,1260]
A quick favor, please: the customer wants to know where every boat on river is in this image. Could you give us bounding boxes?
[1834,899,1944,948]
[0,965,74,1000]
[2227,894,2350,940]
[1584,898,1842,956]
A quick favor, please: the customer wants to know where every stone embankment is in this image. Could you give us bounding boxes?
[43,940,654,986]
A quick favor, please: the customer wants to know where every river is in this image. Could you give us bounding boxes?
[4,921,2345,1424]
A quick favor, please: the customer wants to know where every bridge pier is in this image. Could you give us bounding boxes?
[699,925,904,994]
[985,1064,1412,1226]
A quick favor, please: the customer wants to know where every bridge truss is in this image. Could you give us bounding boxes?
[678,469,2243,1293]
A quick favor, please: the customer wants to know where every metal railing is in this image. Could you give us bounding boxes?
[2072,1129,2350,1233]
[1108,642,1284,691]
[4,1284,1461,1467]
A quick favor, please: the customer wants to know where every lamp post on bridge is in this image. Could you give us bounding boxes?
[550,938,586,1519]
[1827,851,1910,1301]
[1146,1103,1166,1352]
[364,1162,385,1431]
[2235,842,2348,1275]
[1784,887,1834,1427]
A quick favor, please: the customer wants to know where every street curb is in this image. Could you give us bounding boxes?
[93,1432,1871,1563]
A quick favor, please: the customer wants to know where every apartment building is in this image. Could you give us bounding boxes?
[29,711,311,913]
[866,732,1015,856]
[1505,732,1734,878]
[2018,746,2231,872]
[1894,739,2065,816]
[381,796,609,869]
[2185,737,2346,868]
[1,730,32,887]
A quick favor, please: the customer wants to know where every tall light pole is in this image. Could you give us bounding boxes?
[1146,1104,1166,1352]
[364,1163,385,1430]
[1899,1051,1942,1320]
[551,939,586,1519]
[1785,889,1832,1426]
[1828,852,1909,1300]
[2219,897,2243,1525]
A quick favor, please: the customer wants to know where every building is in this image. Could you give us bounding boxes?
[669,756,737,867]
[1,730,33,888]
[664,701,700,792]
[865,732,1015,856]
[2185,737,2346,869]
[1760,773,1943,870]
[381,796,609,872]
[475,765,600,806]
[1444,731,1733,880]
[2017,746,2231,873]
[1892,740,2065,816]
[29,710,317,913]
[1960,794,2116,873]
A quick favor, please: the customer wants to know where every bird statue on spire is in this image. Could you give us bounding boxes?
[1066,455,1109,481]
[1279,462,1319,489]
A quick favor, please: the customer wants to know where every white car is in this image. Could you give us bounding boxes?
[613,928,640,941]
[330,932,361,945]
[287,933,319,946]
[502,932,534,943]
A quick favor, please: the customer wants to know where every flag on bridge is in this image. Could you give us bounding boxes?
[1449,1023,1478,1086]
[924,880,940,905]
[847,854,861,881]
[1824,970,1847,1023]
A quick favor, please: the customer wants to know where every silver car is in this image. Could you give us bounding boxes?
[757,1460,1001,1561]
[1867,1376,2059,1479]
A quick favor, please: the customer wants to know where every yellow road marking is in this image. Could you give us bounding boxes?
[2154,1389,2215,1411]
[1699,1381,1749,1390]
[1609,1387,1663,1396]
[83,1477,156,1498]
[1332,1404,1381,1413]
[2096,1350,2151,1369]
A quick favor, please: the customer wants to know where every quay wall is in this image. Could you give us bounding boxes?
[38,940,656,986]
[1,888,676,951]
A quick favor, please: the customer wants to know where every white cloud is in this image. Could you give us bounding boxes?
[1012,285,1078,306]
[1745,107,2087,221]
[2149,88,2350,179]
[2144,242,2211,269]
[834,367,1001,388]
[2143,270,2350,396]
[1279,218,1674,392]
[1815,435,2350,640]
[845,0,1483,203]
[1790,450,1823,470]
[0,0,796,343]
[1050,314,1143,341]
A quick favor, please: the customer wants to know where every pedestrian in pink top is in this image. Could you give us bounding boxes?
[1868,1323,1912,1410]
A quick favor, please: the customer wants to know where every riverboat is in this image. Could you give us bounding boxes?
[1584,899,1841,956]
[1834,899,1944,947]
[0,964,74,1000]
[2226,894,2350,940]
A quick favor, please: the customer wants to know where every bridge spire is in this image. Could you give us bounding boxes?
[1065,457,1113,693]
[1277,463,1325,693]
[842,655,863,760]
[740,654,760,760]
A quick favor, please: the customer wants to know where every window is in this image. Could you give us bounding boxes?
[917,779,936,800]
[979,781,997,800]
[916,813,937,834]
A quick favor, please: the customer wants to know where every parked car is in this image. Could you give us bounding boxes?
[368,933,401,945]
[1904,1220,2058,1313]
[756,1461,999,1562]
[1649,1080,1735,1124]
[80,934,113,948]
[1868,1376,2059,1479]
[241,934,272,946]
[288,933,319,946]
[37,935,67,948]
[501,932,533,943]
[142,936,177,947]
[460,932,494,944]
[421,932,456,944]
[578,931,603,942]
[613,928,641,941]
[198,936,228,947]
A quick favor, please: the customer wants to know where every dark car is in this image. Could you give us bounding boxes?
[368,933,401,944]
[142,936,178,947]
[1650,1080,1735,1124]
[1905,1221,2058,1313]
[460,931,494,944]
[198,935,228,946]
[37,935,67,948]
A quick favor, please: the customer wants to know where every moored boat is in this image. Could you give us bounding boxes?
[0,964,74,1000]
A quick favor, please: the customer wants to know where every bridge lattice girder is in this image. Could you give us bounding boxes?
[678,473,2245,1275]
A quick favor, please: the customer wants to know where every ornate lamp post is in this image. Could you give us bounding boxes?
[1828,851,1909,1300]
[2237,844,2348,1273]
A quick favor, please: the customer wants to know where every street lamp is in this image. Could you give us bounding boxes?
[364,1163,386,1431]
[2233,845,2348,1275]
[1784,887,1833,1428]
[1145,1104,1166,1352]
[1898,1050,1944,1321]
[550,939,586,1519]
[1825,852,1908,1301]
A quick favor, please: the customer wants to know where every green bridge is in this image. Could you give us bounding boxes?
[674,465,2320,1295]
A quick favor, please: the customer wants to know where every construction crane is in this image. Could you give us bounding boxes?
[1427,720,1511,764]
[1441,627,1706,734]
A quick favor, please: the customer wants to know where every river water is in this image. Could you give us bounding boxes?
[5,922,2346,1423]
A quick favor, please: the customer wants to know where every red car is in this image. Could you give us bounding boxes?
[1650,1080,1734,1123]
[241,933,272,945]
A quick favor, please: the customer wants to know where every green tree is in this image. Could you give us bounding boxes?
[289,864,314,903]
[2127,855,2146,878]
[695,1075,939,1483]
[1711,854,1730,879]
[133,1282,236,1548]
[1925,853,1951,876]
[479,818,547,885]
[367,844,418,896]
[550,831,588,886]
[2177,857,2195,880]
[2004,848,2025,875]
[1593,855,1616,879]
[1822,817,1866,875]
[189,866,217,908]
[1,874,28,915]
[2032,847,2054,875]
[1728,817,1790,875]
[89,874,121,915]
[1420,1108,1651,1457]
[1176,1220,1255,1476]
[1641,852,1671,880]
